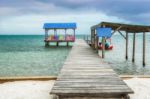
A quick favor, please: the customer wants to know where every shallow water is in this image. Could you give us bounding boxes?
[99,34,150,75]
[0,35,71,76]
[0,34,150,77]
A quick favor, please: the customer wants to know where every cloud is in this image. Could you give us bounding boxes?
[1,0,150,22]
[0,12,129,34]
[0,0,150,34]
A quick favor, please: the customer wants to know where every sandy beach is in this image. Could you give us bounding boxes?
[0,78,149,99]
[124,78,150,99]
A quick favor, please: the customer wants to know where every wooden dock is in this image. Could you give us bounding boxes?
[51,39,133,99]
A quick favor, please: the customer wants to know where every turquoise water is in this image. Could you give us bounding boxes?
[0,35,72,77]
[0,34,150,77]
[100,34,150,75]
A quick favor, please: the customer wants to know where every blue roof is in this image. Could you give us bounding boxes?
[96,28,112,38]
[43,23,77,29]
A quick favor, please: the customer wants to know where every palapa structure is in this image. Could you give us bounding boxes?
[91,22,150,66]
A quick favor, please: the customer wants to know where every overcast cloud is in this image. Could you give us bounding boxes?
[0,0,150,34]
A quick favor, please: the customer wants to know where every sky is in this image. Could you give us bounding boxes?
[0,0,150,34]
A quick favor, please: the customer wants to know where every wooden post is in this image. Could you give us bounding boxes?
[45,42,49,47]
[132,33,136,62]
[143,32,146,66]
[45,29,49,40]
[93,30,95,48]
[56,42,59,46]
[65,29,67,40]
[102,37,105,58]
[91,29,95,48]
[126,32,128,60]
[95,36,98,50]
[67,42,69,46]
[111,26,122,35]
[96,36,99,53]
[45,29,49,46]
[54,29,56,36]
[91,29,93,47]
[55,29,58,46]
[102,25,106,58]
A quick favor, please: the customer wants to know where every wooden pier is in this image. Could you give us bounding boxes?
[51,39,133,99]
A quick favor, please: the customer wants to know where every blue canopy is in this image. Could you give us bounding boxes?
[43,23,77,29]
[96,28,112,38]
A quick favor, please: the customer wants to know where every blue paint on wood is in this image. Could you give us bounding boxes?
[96,28,112,38]
[43,23,77,29]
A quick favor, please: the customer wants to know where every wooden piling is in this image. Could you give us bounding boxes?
[96,36,99,52]
[45,29,48,40]
[102,37,105,58]
[45,42,49,46]
[73,29,75,40]
[143,32,146,66]
[65,29,67,40]
[91,29,93,47]
[132,33,136,62]
[56,42,59,46]
[67,42,69,46]
[94,33,96,49]
[126,32,128,60]
[91,29,95,48]
[45,29,49,46]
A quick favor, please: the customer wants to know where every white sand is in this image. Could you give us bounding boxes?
[0,80,55,99]
[124,78,150,99]
[0,78,150,99]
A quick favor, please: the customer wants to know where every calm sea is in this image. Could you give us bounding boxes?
[0,34,150,77]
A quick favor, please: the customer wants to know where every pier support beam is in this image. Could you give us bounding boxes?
[56,42,59,46]
[94,30,96,49]
[96,36,99,53]
[45,42,49,46]
[65,29,67,40]
[73,29,75,41]
[126,32,128,60]
[132,33,136,62]
[102,37,105,58]
[67,42,69,46]
[45,29,49,46]
[91,29,95,48]
[45,29,48,40]
[143,32,146,66]
[111,26,122,35]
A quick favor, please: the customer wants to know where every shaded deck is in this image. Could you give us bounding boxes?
[51,39,133,99]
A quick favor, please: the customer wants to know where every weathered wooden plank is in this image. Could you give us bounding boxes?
[50,39,133,98]
[52,89,132,94]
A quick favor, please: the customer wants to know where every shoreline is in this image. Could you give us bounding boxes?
[1,75,150,83]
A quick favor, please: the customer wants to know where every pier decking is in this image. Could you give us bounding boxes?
[51,39,133,99]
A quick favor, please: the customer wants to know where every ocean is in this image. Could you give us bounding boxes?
[0,34,150,77]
